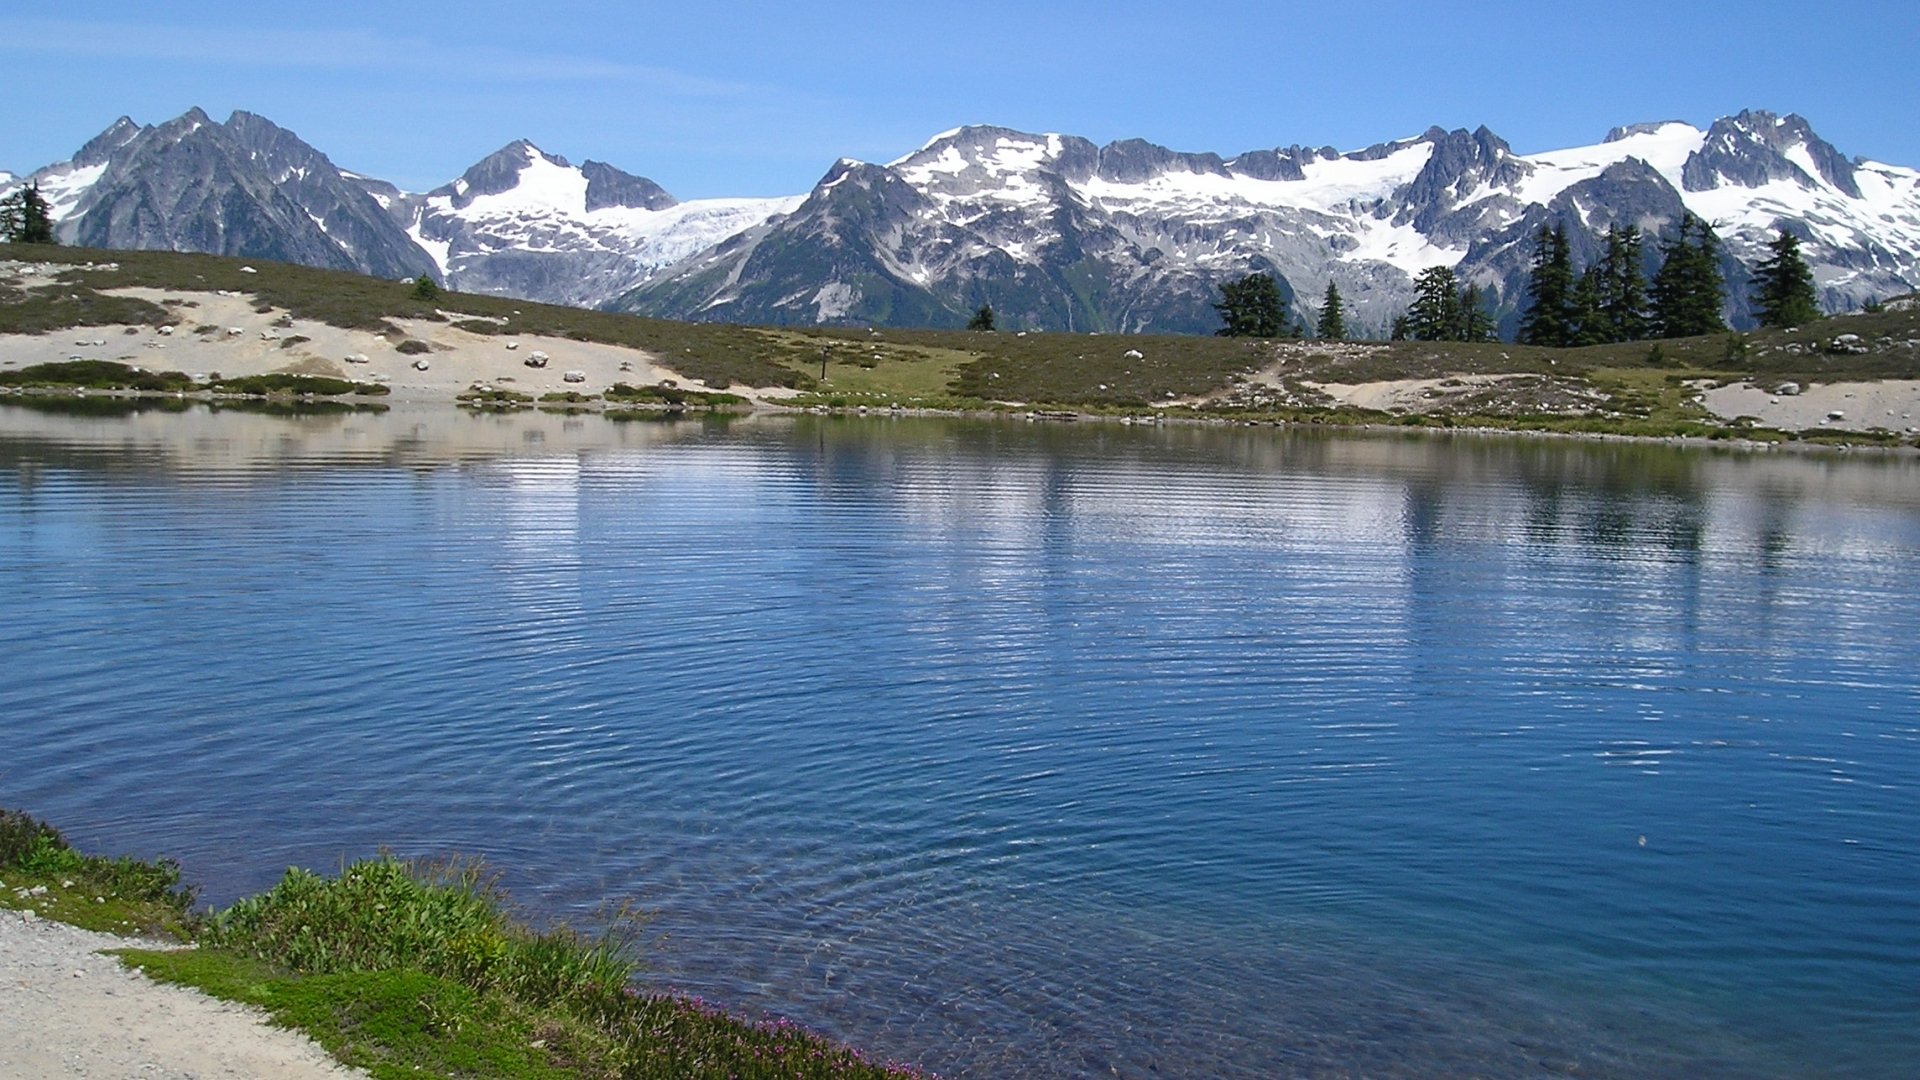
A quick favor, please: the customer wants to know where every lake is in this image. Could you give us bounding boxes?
[2,401,1916,1078]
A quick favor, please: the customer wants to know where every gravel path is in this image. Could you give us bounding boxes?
[0,909,363,1080]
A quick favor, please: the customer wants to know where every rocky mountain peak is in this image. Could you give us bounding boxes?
[73,117,143,168]
[1682,109,1861,197]
[432,141,567,208]
[580,160,676,212]
[1605,120,1691,144]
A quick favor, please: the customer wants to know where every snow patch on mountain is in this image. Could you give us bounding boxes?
[27,162,110,219]
[1513,122,1705,205]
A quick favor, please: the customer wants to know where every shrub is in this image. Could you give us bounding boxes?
[395,339,431,355]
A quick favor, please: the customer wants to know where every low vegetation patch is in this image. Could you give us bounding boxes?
[604,382,748,407]
[0,279,173,335]
[4,811,929,1080]
[458,387,535,406]
[0,359,193,392]
[209,373,390,397]
[0,809,195,938]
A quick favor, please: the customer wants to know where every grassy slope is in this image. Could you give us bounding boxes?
[5,244,1919,440]
[0,810,926,1080]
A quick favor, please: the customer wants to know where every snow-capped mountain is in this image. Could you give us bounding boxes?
[7,107,1918,335]
[385,141,801,308]
[2,110,794,308]
[616,110,1920,334]
[9,110,436,281]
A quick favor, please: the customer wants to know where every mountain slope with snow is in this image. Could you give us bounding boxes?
[618,110,1920,334]
[390,141,802,307]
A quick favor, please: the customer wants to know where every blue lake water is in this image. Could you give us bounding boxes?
[2,402,1917,1077]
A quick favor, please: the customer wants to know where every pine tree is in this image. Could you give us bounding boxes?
[1408,266,1463,341]
[1389,314,1411,342]
[1459,283,1497,342]
[1750,229,1820,328]
[0,183,57,245]
[1650,215,1728,338]
[967,304,996,331]
[1571,267,1609,346]
[409,274,441,302]
[1317,280,1346,341]
[1214,272,1290,338]
[1518,224,1576,347]
[1596,225,1648,342]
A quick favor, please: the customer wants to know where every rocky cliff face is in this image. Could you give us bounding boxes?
[22,110,435,280]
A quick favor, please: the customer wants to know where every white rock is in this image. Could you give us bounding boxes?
[239,266,258,274]
[412,359,430,371]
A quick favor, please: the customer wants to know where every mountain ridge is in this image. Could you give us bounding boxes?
[7,108,1918,335]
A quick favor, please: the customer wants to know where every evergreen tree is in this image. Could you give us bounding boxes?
[1518,224,1576,347]
[1214,272,1290,338]
[1596,225,1649,342]
[1407,266,1463,341]
[1571,267,1609,346]
[1459,283,1497,342]
[1317,280,1347,341]
[1650,214,1728,338]
[1750,229,1820,328]
[1389,314,1411,342]
[0,183,57,245]
[966,304,996,331]
[409,274,441,302]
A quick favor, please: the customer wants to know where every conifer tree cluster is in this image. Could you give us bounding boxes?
[1517,216,1732,345]
[0,184,57,245]
[1647,215,1728,338]
[1396,267,1494,342]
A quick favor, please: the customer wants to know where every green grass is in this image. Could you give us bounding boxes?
[119,950,604,1080]
[1,809,930,1080]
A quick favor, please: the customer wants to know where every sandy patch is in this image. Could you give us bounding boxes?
[0,281,727,404]
[1307,374,1545,412]
[1699,379,1920,434]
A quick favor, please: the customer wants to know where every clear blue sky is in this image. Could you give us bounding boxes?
[7,1,1917,198]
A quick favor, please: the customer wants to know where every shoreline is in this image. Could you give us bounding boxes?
[5,383,1915,462]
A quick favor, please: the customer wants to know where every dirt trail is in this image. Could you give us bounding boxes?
[0,909,362,1080]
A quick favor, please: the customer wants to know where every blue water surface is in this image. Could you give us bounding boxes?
[2,403,1917,1077]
